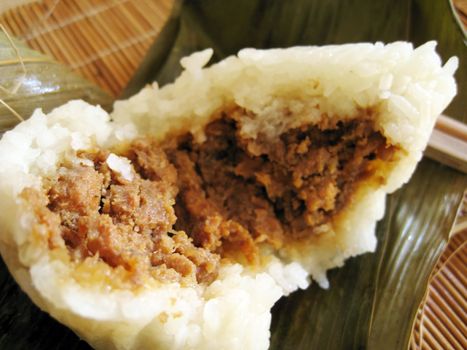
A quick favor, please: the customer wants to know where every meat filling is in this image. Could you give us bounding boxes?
[40,147,219,285]
[170,111,396,256]
[27,108,397,286]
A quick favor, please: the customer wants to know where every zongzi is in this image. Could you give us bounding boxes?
[0,41,457,350]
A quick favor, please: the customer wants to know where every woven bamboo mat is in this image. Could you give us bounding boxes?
[410,193,467,350]
[1,1,466,349]
[0,0,173,96]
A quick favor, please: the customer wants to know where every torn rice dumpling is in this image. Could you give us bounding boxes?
[0,42,457,349]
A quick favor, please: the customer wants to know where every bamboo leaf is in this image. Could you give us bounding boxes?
[0,30,112,134]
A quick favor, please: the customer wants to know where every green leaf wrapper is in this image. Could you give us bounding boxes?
[0,31,112,134]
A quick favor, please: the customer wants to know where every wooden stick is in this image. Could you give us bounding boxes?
[436,114,467,143]
[426,115,467,174]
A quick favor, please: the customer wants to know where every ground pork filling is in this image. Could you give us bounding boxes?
[28,108,397,286]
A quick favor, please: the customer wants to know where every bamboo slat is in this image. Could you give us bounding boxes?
[0,1,466,350]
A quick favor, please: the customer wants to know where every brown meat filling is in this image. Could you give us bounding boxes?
[42,145,219,285]
[27,108,397,286]
[169,110,396,261]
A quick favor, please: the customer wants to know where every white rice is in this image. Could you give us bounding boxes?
[0,41,457,350]
[106,153,134,182]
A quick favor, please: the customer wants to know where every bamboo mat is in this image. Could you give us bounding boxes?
[0,0,173,96]
[454,0,467,28]
[1,1,466,349]
[410,193,467,350]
